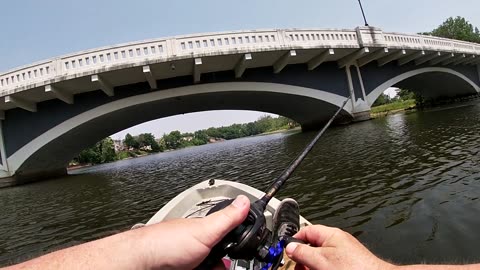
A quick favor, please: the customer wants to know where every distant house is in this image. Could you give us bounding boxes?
[140,145,152,151]
[113,139,125,152]
[182,136,193,142]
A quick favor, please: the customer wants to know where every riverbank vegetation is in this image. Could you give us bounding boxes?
[371,89,417,117]
[70,115,298,167]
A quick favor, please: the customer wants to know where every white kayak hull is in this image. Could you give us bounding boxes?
[133,179,310,270]
[144,179,310,230]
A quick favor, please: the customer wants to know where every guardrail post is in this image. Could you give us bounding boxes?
[449,41,455,53]
[276,30,287,48]
[53,58,63,76]
[356,26,386,48]
[166,38,177,58]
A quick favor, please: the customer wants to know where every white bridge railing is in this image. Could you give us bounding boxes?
[1,27,480,95]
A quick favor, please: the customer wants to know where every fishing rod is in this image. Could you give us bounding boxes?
[198,96,352,270]
[257,95,352,209]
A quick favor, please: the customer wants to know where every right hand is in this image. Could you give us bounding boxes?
[285,225,395,270]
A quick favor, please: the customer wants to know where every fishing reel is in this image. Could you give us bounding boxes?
[196,199,285,270]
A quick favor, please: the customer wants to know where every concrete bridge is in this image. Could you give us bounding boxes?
[0,26,479,185]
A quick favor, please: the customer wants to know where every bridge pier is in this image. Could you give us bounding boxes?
[345,64,372,122]
[477,64,480,82]
[0,168,67,188]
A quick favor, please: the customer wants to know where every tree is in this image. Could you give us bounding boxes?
[423,16,480,43]
[193,130,209,145]
[373,94,390,106]
[396,89,416,101]
[163,130,182,149]
[256,115,274,133]
[100,137,117,163]
[76,147,100,164]
[137,133,162,152]
[74,137,116,164]
[124,133,139,150]
[205,127,222,139]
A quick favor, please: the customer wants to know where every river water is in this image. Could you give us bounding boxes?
[1,103,480,266]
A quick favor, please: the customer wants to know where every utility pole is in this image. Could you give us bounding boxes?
[357,0,369,26]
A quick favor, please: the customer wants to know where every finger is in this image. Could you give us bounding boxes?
[294,263,309,270]
[195,195,250,247]
[293,225,341,247]
[286,243,327,270]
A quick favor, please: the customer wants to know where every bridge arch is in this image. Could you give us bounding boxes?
[367,67,480,105]
[8,82,352,178]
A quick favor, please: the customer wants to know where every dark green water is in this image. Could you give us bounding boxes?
[1,103,480,266]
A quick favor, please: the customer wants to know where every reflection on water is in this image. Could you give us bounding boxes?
[1,103,480,266]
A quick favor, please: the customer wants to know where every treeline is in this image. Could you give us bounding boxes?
[162,115,297,149]
[421,16,480,44]
[373,89,416,107]
[71,115,298,166]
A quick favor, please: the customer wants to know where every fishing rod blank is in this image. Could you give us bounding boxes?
[258,96,351,208]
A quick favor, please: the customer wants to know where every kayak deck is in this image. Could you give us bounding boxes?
[136,179,310,270]
[145,179,310,230]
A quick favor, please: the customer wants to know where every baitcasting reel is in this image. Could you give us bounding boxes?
[196,199,294,270]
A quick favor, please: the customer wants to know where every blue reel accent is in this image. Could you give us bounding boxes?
[261,240,285,270]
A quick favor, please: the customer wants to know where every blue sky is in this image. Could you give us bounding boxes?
[1,0,479,138]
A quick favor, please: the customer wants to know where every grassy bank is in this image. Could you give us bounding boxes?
[371,99,416,117]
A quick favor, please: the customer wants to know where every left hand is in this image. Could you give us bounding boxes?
[137,195,250,270]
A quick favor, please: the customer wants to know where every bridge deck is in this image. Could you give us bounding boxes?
[0,26,479,116]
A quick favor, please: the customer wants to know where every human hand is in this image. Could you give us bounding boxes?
[138,195,250,270]
[285,225,394,270]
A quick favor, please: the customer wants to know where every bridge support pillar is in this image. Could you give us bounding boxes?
[352,100,371,122]
[0,120,14,188]
[477,64,480,83]
[0,167,68,188]
[346,65,371,122]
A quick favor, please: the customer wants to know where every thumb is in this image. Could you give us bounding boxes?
[286,243,326,270]
[196,195,250,248]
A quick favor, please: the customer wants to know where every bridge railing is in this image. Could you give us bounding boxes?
[175,30,282,57]
[1,27,480,96]
[58,40,169,77]
[0,61,54,96]
[283,29,359,48]
[384,32,480,54]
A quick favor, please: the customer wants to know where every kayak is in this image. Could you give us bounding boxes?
[130,95,349,270]
[132,179,311,270]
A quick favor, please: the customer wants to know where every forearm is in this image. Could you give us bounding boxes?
[395,264,480,270]
[4,228,148,270]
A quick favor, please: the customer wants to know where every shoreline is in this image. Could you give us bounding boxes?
[370,107,416,118]
[68,128,300,171]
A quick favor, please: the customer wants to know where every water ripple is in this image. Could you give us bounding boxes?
[1,103,480,265]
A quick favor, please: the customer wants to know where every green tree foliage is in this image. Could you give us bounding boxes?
[137,133,162,152]
[74,137,117,165]
[100,137,117,163]
[72,116,299,165]
[192,130,209,146]
[396,89,416,101]
[163,130,182,149]
[160,115,298,150]
[422,16,480,43]
[373,93,391,106]
[124,133,139,149]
